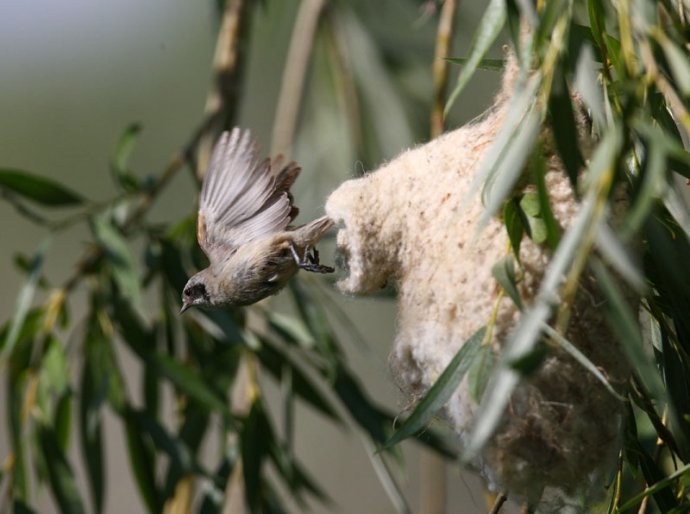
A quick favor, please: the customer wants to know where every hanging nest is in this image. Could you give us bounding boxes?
[325,51,637,508]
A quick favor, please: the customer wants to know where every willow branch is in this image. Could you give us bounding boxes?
[197,0,252,179]
[489,492,508,514]
[271,0,328,158]
[430,0,458,138]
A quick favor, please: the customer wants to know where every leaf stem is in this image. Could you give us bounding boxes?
[430,0,458,138]
[271,0,328,158]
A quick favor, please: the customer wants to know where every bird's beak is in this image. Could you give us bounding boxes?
[179,302,190,314]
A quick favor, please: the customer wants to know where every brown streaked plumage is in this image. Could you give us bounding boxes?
[180,128,333,313]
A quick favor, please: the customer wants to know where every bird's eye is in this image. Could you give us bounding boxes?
[184,288,191,297]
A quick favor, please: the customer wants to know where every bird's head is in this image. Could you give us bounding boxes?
[180,271,212,313]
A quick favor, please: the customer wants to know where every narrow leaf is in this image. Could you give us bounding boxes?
[533,150,562,249]
[92,215,142,308]
[592,260,666,401]
[659,38,690,97]
[445,0,507,114]
[467,344,496,403]
[0,169,83,206]
[503,199,524,259]
[445,57,505,71]
[37,425,86,514]
[541,324,626,400]
[481,104,541,226]
[1,238,50,358]
[383,327,486,449]
[492,257,522,310]
[123,408,161,514]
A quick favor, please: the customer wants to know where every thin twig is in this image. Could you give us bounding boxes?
[430,0,458,138]
[271,0,328,158]
[488,492,508,514]
[59,110,221,295]
[197,0,252,179]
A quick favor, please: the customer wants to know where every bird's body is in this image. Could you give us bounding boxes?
[180,128,333,313]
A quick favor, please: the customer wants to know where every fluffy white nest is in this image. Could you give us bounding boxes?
[325,53,636,508]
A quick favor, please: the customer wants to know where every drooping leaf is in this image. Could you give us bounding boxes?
[492,257,522,310]
[532,150,562,249]
[92,215,142,308]
[242,400,270,512]
[658,37,690,97]
[593,260,666,402]
[1,238,50,358]
[467,344,496,403]
[37,424,87,514]
[480,91,542,227]
[257,339,342,422]
[122,407,161,514]
[620,417,681,513]
[445,57,505,71]
[0,169,83,206]
[111,123,143,192]
[519,190,548,244]
[383,327,485,449]
[503,199,525,259]
[445,0,507,114]
[150,351,232,418]
[80,320,109,514]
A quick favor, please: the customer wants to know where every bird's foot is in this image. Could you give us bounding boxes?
[289,242,334,274]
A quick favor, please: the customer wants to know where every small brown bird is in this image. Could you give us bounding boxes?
[180,128,333,313]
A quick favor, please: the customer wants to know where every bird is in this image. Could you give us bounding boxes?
[180,127,334,313]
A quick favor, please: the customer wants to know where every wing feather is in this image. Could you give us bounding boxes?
[197,128,299,263]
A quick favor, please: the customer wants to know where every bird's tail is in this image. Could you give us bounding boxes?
[292,215,333,247]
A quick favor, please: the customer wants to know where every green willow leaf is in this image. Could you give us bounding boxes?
[445,57,505,71]
[658,37,690,97]
[521,201,548,244]
[617,459,690,512]
[467,344,496,403]
[92,215,142,308]
[242,400,270,512]
[0,169,83,206]
[383,327,486,449]
[37,424,86,514]
[257,339,342,422]
[1,238,50,359]
[542,324,626,400]
[111,123,143,192]
[445,0,506,114]
[483,106,541,224]
[492,257,522,310]
[592,260,666,402]
[621,426,680,513]
[123,408,161,514]
[503,199,524,259]
[150,352,231,417]
[80,323,108,514]
[533,152,562,249]
[587,0,607,52]
[54,391,72,453]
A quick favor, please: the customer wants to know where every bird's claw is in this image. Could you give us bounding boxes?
[289,242,334,274]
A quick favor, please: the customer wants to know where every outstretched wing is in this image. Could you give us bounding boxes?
[197,128,300,262]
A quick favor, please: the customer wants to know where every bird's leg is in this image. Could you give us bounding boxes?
[289,241,334,274]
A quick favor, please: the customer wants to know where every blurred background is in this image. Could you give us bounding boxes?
[0,1,511,512]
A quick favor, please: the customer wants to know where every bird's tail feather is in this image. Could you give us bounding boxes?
[292,216,333,246]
